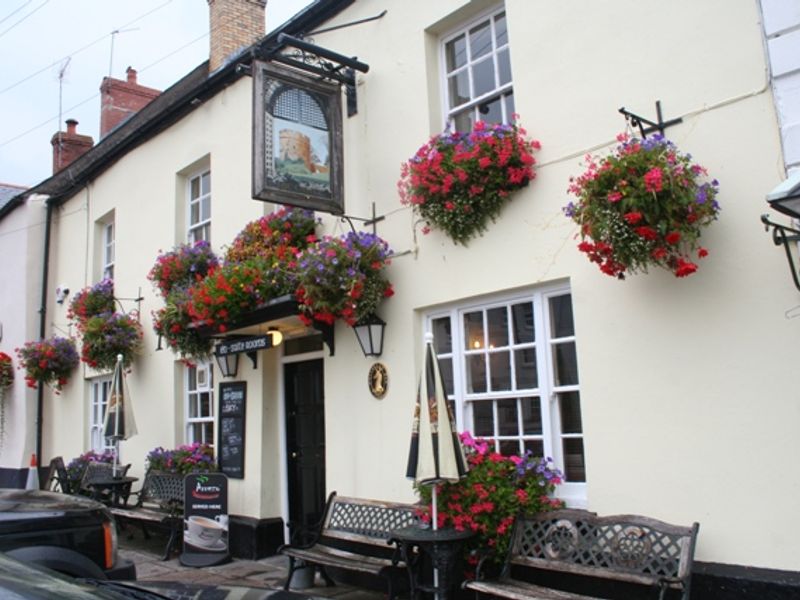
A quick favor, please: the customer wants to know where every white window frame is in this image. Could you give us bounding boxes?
[187,169,211,244]
[102,221,115,280]
[425,284,586,507]
[90,377,114,454]
[440,4,514,132]
[185,361,214,446]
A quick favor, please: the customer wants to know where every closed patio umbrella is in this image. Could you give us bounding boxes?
[103,355,137,477]
[406,332,468,526]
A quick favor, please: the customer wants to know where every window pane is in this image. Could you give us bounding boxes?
[463,312,484,350]
[200,392,211,418]
[188,368,197,391]
[497,398,518,436]
[439,356,454,396]
[201,196,211,220]
[189,397,198,419]
[563,438,586,482]
[473,401,493,436]
[190,423,202,443]
[550,294,575,338]
[521,397,542,435]
[504,91,515,120]
[495,12,507,47]
[511,302,534,344]
[489,351,511,391]
[453,109,474,133]
[201,172,210,195]
[559,391,582,434]
[445,34,467,72]
[478,96,502,124]
[471,57,496,98]
[190,177,199,200]
[498,48,511,86]
[190,201,200,225]
[499,439,520,456]
[448,71,470,108]
[514,348,538,388]
[553,342,578,386]
[524,438,544,457]
[203,422,214,445]
[486,307,508,348]
[432,318,452,353]
[467,355,487,393]
[469,20,492,59]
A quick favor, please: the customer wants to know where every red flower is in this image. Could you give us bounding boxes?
[665,231,681,245]
[698,247,709,258]
[623,212,642,225]
[635,226,658,241]
[674,259,698,278]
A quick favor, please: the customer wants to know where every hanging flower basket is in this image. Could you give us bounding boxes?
[148,240,220,298]
[80,312,143,371]
[296,231,394,327]
[68,279,115,329]
[152,290,214,360]
[224,206,318,264]
[564,133,720,279]
[399,119,540,245]
[16,336,79,392]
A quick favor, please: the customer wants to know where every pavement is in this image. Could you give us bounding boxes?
[118,529,384,600]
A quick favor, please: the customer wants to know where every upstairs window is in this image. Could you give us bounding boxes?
[102,221,115,280]
[442,6,514,132]
[186,361,214,447]
[187,169,211,244]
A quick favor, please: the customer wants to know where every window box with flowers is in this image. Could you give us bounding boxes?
[146,443,217,475]
[564,133,721,279]
[16,336,79,392]
[415,433,564,578]
[399,120,540,245]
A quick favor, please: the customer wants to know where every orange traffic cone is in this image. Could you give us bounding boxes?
[25,454,39,490]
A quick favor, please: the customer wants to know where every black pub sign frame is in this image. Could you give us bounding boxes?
[252,61,344,215]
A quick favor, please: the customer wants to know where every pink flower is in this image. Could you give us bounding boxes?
[643,167,663,193]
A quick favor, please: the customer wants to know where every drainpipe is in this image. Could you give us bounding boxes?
[36,198,54,465]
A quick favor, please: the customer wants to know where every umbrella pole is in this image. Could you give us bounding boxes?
[113,357,121,478]
[432,486,440,599]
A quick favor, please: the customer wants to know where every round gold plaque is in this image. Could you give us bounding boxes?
[368,362,388,399]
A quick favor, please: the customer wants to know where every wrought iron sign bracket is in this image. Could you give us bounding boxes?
[762,213,800,292]
[256,33,370,117]
[341,202,385,235]
[618,100,682,138]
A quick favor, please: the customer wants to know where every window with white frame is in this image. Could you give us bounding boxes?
[187,169,211,244]
[102,221,115,280]
[442,5,514,132]
[186,361,214,446]
[90,377,114,454]
[427,286,586,504]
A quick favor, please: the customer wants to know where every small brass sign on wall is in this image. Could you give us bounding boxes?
[368,363,388,399]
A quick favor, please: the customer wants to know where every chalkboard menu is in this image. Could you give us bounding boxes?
[218,382,246,479]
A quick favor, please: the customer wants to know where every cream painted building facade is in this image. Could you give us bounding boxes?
[7,0,800,593]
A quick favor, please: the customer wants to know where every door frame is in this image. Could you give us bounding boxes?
[278,348,325,542]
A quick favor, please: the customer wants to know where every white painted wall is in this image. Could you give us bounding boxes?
[40,0,799,574]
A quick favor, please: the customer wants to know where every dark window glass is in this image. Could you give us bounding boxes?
[445,33,467,71]
[464,312,484,350]
[497,398,518,436]
[515,348,537,389]
[478,96,503,124]
[524,438,544,458]
[512,302,534,344]
[498,48,511,86]
[487,307,508,348]
[432,318,452,354]
[439,357,454,397]
[550,294,575,338]
[472,57,496,97]
[563,438,586,482]
[473,402,493,437]
[489,351,511,391]
[495,12,507,46]
[467,355,487,393]
[559,391,582,434]
[448,71,470,108]
[553,342,578,386]
[469,20,492,59]
[521,397,542,435]
[499,439,520,456]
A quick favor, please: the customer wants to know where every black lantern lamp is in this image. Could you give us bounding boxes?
[214,350,239,378]
[354,313,386,357]
[762,172,800,291]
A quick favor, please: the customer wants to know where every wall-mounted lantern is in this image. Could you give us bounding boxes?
[354,314,385,358]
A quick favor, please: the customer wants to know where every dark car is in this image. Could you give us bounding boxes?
[0,488,136,580]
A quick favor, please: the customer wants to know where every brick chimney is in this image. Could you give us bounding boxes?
[50,119,94,173]
[99,67,160,138]
[207,0,266,72]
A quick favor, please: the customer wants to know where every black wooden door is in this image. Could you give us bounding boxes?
[284,359,326,535]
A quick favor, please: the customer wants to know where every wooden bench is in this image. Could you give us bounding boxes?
[464,509,699,600]
[279,491,419,599]
[110,470,185,560]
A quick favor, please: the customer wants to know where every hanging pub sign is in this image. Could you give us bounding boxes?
[252,61,344,215]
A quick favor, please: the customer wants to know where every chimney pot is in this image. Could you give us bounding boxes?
[99,66,160,137]
[51,119,93,173]
[66,118,78,134]
[126,66,137,84]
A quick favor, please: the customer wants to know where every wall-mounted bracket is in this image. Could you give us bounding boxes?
[341,202,385,235]
[618,100,682,138]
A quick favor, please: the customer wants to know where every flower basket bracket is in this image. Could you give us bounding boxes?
[619,100,682,139]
